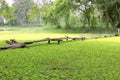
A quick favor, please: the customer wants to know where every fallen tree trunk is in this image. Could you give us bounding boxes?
[0,43,26,50]
[0,38,64,50]
[0,39,27,50]
[65,36,86,41]
[0,34,115,50]
[48,38,63,44]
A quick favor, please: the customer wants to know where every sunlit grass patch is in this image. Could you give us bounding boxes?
[0,27,92,41]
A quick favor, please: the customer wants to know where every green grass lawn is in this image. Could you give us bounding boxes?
[0,27,120,80]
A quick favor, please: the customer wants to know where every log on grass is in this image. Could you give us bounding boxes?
[0,34,115,50]
[48,38,63,44]
[0,43,26,50]
[65,36,86,41]
[24,38,63,44]
[33,38,50,43]
[6,39,18,45]
[23,38,50,45]
[0,39,27,50]
[23,37,63,45]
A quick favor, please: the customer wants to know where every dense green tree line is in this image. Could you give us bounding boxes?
[0,0,120,31]
[42,0,120,31]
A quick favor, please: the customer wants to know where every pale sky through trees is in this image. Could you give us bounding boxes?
[5,0,55,6]
[5,0,13,6]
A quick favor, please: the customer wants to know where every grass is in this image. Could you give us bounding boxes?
[0,26,120,80]
[0,26,92,41]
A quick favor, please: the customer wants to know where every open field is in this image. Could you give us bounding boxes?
[0,27,120,80]
[0,26,92,41]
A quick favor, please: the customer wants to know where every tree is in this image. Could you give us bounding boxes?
[96,0,120,32]
[72,0,98,28]
[28,5,41,24]
[108,0,120,27]
[44,4,62,28]
[0,0,14,25]
[13,0,34,25]
[45,0,76,29]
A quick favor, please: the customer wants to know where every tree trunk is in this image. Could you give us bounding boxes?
[65,11,71,29]
[54,19,61,29]
[118,28,120,36]
[87,9,91,28]
[105,0,109,33]
[65,17,71,29]
[99,10,103,23]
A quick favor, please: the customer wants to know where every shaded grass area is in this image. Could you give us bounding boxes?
[0,37,120,80]
[0,25,117,34]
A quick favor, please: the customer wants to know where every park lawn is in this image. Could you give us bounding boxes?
[0,27,120,80]
[0,26,91,41]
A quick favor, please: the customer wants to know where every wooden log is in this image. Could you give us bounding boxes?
[24,41,34,44]
[65,36,70,41]
[65,36,86,41]
[48,38,63,44]
[57,39,62,44]
[115,34,119,36]
[48,40,51,44]
[0,43,27,50]
[81,36,86,41]
[92,36,98,39]
[33,38,50,43]
[6,40,13,45]
[24,38,50,44]
[104,35,107,38]
[50,38,61,41]
[10,39,18,43]
[65,36,73,40]
[24,38,63,45]
[0,34,115,50]
[72,37,77,40]
[0,37,63,50]
[6,39,18,45]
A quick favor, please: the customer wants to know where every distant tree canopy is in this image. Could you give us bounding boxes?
[0,0,120,32]
[13,0,34,25]
[0,0,13,19]
[40,0,120,30]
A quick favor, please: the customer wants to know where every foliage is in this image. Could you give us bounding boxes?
[28,5,41,23]
[0,0,120,32]
[0,0,14,21]
[13,0,34,25]
[96,0,120,29]
[42,4,61,28]
[44,0,76,29]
